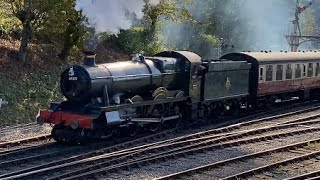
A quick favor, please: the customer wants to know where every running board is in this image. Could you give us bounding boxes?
[131,115,181,123]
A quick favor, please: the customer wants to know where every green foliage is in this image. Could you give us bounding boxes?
[301,9,317,35]
[0,0,21,34]
[143,0,191,35]
[32,0,86,44]
[200,34,218,46]
[114,0,191,55]
[97,31,112,42]
[115,27,163,55]
[161,0,246,57]
[0,71,63,125]
[58,10,87,61]
[7,0,86,62]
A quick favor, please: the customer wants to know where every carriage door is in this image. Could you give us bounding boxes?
[189,64,202,102]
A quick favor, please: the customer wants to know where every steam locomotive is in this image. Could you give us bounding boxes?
[36,50,320,143]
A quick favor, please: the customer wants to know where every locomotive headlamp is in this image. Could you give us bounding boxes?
[71,120,80,130]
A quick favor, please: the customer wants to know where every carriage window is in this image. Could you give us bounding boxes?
[276,65,283,81]
[266,65,273,82]
[295,64,301,78]
[286,64,292,79]
[316,63,320,76]
[259,67,264,81]
[308,63,314,77]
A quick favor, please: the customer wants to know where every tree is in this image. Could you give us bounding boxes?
[144,0,191,31]
[57,4,87,61]
[9,0,85,63]
[120,0,192,55]
[10,0,35,63]
[58,12,86,61]
[0,0,21,36]
[143,0,191,36]
[160,0,249,57]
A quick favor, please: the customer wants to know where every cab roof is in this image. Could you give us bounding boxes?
[155,51,202,64]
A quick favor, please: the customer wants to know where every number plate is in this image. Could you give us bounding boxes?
[68,77,78,81]
[105,111,121,123]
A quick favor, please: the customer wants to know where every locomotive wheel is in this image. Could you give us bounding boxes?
[148,104,164,132]
[212,102,224,118]
[209,103,219,120]
[229,100,239,115]
[221,100,239,116]
[75,129,89,145]
[265,96,277,109]
[128,127,137,137]
[166,103,181,128]
[51,125,65,144]
[120,124,138,137]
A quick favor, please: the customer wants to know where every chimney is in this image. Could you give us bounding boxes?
[83,51,96,67]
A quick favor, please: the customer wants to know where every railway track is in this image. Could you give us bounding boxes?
[0,101,320,179]
[0,134,51,149]
[287,170,320,180]
[0,100,316,148]
[0,128,182,179]
[0,123,37,132]
[4,109,320,180]
[0,123,44,138]
[54,121,320,180]
[220,147,320,180]
[155,138,320,180]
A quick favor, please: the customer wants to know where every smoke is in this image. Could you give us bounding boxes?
[234,0,294,51]
[76,0,160,33]
[162,0,296,57]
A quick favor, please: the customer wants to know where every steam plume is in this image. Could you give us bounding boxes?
[76,0,160,33]
[162,0,296,57]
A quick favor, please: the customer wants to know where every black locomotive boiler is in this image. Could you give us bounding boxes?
[61,51,190,104]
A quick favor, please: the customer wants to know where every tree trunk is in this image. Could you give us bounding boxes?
[58,42,72,62]
[18,22,32,64]
[59,19,82,62]
[15,0,33,64]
